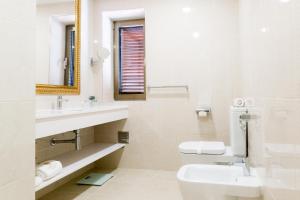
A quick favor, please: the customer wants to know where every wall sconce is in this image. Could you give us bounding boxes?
[90,40,110,66]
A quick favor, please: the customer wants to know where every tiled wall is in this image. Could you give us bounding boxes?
[93,0,240,170]
[0,0,35,199]
[240,0,300,199]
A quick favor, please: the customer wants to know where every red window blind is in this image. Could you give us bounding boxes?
[119,25,145,94]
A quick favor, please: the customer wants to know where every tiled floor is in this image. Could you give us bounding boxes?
[39,168,183,200]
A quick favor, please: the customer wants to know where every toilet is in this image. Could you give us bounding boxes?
[177,106,262,200]
[179,107,248,165]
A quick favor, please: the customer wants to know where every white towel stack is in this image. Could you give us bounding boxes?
[35,176,43,187]
[36,160,63,181]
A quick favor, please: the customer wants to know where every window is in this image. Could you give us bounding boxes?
[64,25,75,86]
[114,19,146,100]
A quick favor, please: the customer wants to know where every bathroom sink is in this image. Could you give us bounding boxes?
[177,164,261,200]
[36,108,84,118]
[35,103,129,139]
[36,103,129,120]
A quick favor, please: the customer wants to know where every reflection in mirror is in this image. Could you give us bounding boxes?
[49,16,75,86]
[36,0,80,94]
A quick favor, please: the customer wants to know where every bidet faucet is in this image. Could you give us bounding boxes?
[242,158,251,176]
[235,158,251,176]
[57,95,68,110]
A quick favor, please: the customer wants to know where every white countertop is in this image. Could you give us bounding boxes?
[36,103,128,120]
[35,102,129,139]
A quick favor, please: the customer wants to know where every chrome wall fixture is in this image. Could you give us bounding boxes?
[50,129,81,151]
[147,85,189,92]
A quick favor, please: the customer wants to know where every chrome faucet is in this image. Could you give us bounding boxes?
[242,158,251,176]
[57,95,68,110]
[50,130,81,151]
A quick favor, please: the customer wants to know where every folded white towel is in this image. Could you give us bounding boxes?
[35,176,43,187]
[36,160,63,181]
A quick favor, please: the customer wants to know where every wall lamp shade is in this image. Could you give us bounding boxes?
[90,47,110,66]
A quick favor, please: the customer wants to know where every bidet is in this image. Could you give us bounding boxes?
[177,164,261,200]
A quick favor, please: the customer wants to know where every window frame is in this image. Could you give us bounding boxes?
[113,19,146,101]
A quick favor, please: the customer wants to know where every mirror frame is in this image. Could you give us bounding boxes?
[36,0,81,95]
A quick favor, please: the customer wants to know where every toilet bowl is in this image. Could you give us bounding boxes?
[177,164,261,200]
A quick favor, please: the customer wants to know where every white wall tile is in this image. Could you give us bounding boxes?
[0,0,35,199]
[240,0,300,199]
[93,0,240,170]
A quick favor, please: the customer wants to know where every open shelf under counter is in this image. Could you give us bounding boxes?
[35,143,125,192]
[36,103,128,139]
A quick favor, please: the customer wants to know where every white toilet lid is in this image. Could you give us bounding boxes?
[179,141,226,155]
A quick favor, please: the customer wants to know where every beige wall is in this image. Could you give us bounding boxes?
[0,0,35,199]
[93,0,240,170]
[239,0,300,199]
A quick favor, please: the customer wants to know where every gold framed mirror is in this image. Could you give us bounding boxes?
[36,0,81,95]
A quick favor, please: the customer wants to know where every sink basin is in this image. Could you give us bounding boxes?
[38,107,84,113]
[35,103,129,139]
[36,103,129,120]
[36,108,84,118]
[177,164,261,200]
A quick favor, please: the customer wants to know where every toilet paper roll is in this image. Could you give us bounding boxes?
[197,111,208,118]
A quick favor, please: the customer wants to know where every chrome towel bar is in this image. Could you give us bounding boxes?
[147,85,189,92]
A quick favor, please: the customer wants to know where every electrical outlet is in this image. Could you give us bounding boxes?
[118,131,129,144]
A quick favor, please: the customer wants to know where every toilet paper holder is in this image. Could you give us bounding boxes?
[195,106,211,115]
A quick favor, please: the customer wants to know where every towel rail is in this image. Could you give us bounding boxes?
[147,85,189,92]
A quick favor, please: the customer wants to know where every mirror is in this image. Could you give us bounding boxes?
[35,0,80,95]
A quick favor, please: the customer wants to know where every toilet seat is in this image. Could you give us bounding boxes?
[179,141,239,164]
[179,141,226,155]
